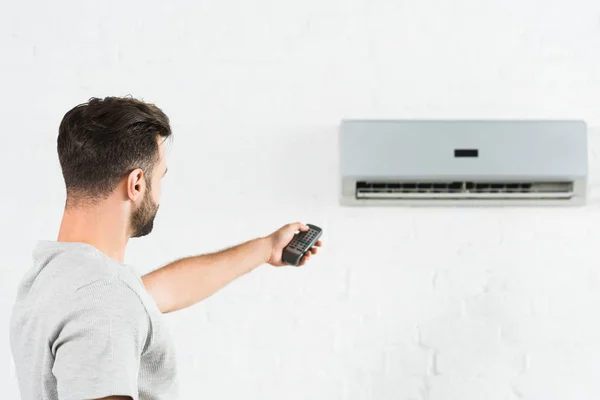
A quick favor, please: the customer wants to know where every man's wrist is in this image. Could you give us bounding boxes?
[256,236,273,265]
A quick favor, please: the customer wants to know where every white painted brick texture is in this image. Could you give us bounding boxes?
[2,0,600,399]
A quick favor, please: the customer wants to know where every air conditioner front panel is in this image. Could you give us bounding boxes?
[340,120,588,178]
[339,120,588,206]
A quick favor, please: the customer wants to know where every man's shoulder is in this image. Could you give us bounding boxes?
[31,241,142,293]
[12,243,152,351]
[71,276,149,316]
[19,241,150,318]
[59,260,150,318]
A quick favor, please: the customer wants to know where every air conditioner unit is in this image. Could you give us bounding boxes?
[339,120,588,206]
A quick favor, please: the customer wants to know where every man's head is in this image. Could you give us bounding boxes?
[57,96,171,238]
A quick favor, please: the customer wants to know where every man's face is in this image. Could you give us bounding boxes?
[130,184,159,238]
[130,138,167,238]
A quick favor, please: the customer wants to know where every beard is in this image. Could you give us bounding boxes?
[130,187,159,238]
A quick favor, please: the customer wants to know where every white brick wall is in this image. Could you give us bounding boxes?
[2,0,600,399]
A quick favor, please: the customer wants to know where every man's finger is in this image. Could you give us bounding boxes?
[288,222,309,232]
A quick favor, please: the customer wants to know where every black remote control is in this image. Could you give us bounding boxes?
[282,224,323,266]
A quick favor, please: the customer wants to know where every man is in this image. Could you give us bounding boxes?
[9,96,322,400]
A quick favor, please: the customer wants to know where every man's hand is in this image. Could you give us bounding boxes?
[264,222,323,267]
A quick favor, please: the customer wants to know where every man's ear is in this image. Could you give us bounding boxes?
[126,168,146,202]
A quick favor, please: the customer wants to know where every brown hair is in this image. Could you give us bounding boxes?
[57,96,172,205]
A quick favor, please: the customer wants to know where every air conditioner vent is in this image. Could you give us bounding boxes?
[356,181,574,200]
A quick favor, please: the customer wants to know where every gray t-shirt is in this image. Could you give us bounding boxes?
[10,241,179,400]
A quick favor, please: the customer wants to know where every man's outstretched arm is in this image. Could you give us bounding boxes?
[141,222,322,313]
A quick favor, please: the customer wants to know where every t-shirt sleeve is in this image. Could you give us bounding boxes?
[51,278,150,400]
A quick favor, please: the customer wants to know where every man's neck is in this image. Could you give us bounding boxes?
[57,202,129,263]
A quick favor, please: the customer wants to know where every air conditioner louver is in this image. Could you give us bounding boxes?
[356,181,574,200]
